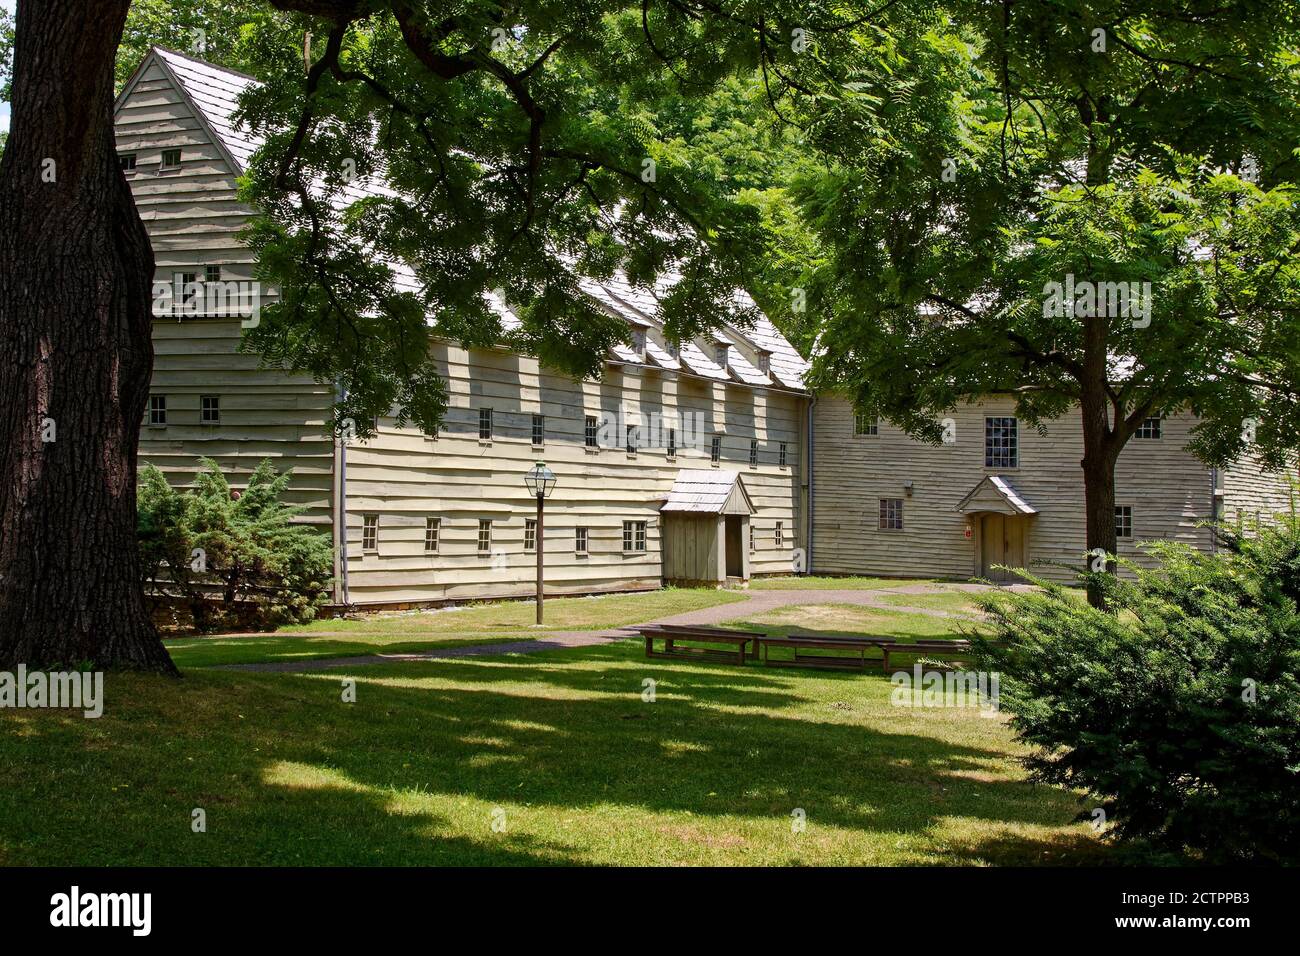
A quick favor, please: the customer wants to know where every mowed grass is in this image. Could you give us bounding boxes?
[166,588,747,668]
[0,639,1111,866]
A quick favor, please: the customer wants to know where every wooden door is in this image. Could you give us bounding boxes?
[981,514,1026,582]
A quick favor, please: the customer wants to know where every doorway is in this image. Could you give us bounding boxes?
[724,516,743,578]
[980,513,1028,582]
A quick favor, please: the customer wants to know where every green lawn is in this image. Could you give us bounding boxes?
[752,575,936,590]
[167,588,747,668]
[0,636,1111,866]
[874,590,985,616]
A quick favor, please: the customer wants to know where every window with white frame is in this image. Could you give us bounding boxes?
[477,519,492,554]
[984,417,1018,468]
[524,519,537,552]
[160,148,181,171]
[575,527,589,554]
[478,407,493,440]
[584,415,598,448]
[879,498,904,531]
[118,153,137,172]
[362,514,378,552]
[531,414,545,447]
[853,409,878,436]
[775,521,785,547]
[1135,417,1162,439]
[1115,506,1133,539]
[148,395,166,426]
[200,394,220,424]
[622,520,647,553]
[424,517,440,553]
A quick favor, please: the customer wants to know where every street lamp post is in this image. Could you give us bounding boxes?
[523,461,557,624]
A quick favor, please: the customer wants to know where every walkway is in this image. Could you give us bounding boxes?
[218,581,1021,673]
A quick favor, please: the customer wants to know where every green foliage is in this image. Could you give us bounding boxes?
[787,1,1300,466]
[974,514,1300,864]
[231,2,875,437]
[137,459,332,631]
[115,0,265,88]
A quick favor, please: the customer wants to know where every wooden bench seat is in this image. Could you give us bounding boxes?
[755,635,876,670]
[638,625,761,664]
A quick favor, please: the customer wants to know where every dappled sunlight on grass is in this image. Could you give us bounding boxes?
[0,637,1112,866]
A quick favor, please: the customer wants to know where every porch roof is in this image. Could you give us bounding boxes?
[660,470,754,515]
[955,475,1038,515]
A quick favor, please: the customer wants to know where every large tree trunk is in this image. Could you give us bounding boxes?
[1079,357,1120,610]
[0,0,176,672]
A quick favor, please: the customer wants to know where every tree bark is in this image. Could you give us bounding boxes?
[0,0,176,672]
[1078,315,1120,610]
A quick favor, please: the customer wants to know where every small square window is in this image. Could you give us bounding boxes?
[478,407,493,441]
[477,519,493,554]
[626,424,639,455]
[749,439,759,467]
[200,395,220,424]
[622,520,647,553]
[779,442,788,468]
[160,148,181,171]
[854,409,879,436]
[424,517,440,553]
[775,521,785,547]
[879,498,904,531]
[205,265,222,284]
[710,435,722,465]
[1135,417,1162,440]
[985,417,1018,468]
[148,395,167,426]
[524,518,537,552]
[362,514,378,552]
[576,527,589,554]
[531,413,545,447]
[1115,506,1133,539]
[584,415,598,449]
[175,272,200,313]
[667,428,677,458]
[118,153,137,172]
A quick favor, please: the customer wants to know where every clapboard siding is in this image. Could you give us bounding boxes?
[116,58,336,530]
[811,396,1216,583]
[1222,451,1297,525]
[118,49,809,607]
[342,343,804,604]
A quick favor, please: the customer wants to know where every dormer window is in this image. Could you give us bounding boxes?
[629,327,646,360]
[715,342,730,368]
[756,351,771,374]
[665,340,680,359]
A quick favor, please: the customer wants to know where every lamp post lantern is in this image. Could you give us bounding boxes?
[523,461,557,624]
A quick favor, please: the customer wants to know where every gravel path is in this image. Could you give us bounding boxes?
[215,581,1022,673]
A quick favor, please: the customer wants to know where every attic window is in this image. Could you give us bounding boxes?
[665,340,680,359]
[756,351,771,374]
[160,149,182,171]
[629,328,646,359]
[118,154,137,173]
[715,342,730,368]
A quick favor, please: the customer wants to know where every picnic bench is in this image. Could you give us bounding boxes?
[755,634,882,670]
[639,624,765,664]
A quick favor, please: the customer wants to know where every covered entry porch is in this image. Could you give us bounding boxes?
[955,475,1038,583]
[659,470,755,588]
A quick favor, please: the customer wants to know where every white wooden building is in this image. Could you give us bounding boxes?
[114,47,811,607]
[115,48,1295,603]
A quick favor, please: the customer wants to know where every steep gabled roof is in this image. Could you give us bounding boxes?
[116,48,809,393]
[955,475,1038,515]
[660,470,754,515]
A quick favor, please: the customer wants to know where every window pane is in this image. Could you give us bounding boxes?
[985,417,1018,468]
[424,517,440,553]
[478,519,492,553]
[749,439,758,466]
[710,436,721,463]
[779,442,787,467]
[479,408,493,440]
[525,519,537,552]
[584,415,597,448]
[532,414,544,446]
[878,498,904,530]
